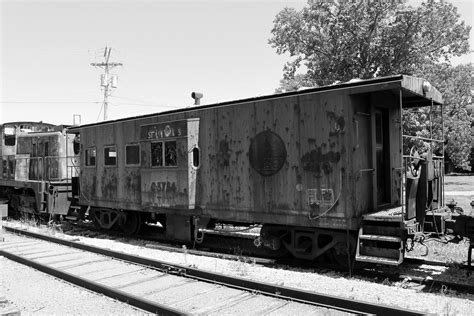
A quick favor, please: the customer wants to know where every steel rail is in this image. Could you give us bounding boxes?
[3,226,424,316]
[0,248,183,315]
[405,257,474,271]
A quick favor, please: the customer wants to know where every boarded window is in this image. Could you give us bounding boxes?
[126,144,140,166]
[104,146,117,166]
[85,147,96,166]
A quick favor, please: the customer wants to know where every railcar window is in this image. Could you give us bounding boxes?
[151,142,163,167]
[85,147,96,166]
[192,147,200,168]
[126,144,140,166]
[151,141,177,167]
[104,146,117,166]
[164,141,177,166]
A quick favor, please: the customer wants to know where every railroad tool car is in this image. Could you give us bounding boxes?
[67,74,474,266]
[0,122,78,217]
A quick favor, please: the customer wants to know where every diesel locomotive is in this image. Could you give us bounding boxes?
[1,75,473,267]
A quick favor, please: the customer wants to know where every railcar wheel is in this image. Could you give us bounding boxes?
[119,212,142,235]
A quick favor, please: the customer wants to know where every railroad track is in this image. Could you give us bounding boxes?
[405,257,474,270]
[0,226,423,316]
[9,221,474,297]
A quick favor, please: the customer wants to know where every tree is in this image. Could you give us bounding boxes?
[269,0,473,170]
[275,74,317,93]
[413,63,473,171]
[269,0,470,87]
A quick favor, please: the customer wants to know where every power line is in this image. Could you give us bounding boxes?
[110,102,181,109]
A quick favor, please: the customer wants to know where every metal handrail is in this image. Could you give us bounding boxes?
[402,134,444,143]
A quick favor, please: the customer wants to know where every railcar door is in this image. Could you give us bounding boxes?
[374,109,391,207]
[353,102,374,214]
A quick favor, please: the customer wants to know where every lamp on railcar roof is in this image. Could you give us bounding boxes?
[191,92,203,106]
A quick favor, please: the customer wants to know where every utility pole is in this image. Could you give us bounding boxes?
[91,47,122,121]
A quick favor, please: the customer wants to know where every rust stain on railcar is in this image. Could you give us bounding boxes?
[301,147,341,175]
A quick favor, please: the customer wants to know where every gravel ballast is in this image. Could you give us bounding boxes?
[2,223,474,315]
[0,257,148,315]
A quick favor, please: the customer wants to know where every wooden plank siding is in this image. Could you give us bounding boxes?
[74,75,442,231]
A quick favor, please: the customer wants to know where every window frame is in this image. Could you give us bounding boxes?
[150,140,178,168]
[104,145,117,167]
[191,145,201,170]
[125,143,141,167]
[85,147,97,167]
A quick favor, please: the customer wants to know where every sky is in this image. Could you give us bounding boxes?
[1,0,472,126]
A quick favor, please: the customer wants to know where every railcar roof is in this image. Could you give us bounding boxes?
[0,121,56,128]
[68,74,442,131]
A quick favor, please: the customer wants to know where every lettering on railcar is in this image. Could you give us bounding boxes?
[140,121,188,140]
[150,181,178,194]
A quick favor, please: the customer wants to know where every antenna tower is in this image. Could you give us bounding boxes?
[91,47,122,121]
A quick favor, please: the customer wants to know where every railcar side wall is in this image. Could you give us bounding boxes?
[79,90,365,229]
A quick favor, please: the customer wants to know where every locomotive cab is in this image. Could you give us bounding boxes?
[0,122,78,217]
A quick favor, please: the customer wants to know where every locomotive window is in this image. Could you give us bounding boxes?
[151,141,177,167]
[85,147,96,166]
[2,160,7,178]
[8,158,15,178]
[151,142,163,167]
[126,144,140,166]
[4,127,15,146]
[73,135,80,155]
[44,142,49,157]
[104,146,117,166]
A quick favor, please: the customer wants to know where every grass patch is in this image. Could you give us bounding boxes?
[444,175,474,192]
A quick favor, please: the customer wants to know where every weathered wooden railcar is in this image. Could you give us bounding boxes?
[69,75,448,264]
[0,122,78,215]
